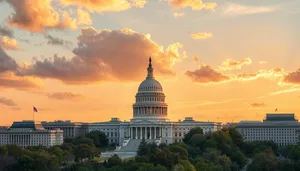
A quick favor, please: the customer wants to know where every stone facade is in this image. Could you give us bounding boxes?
[0,121,63,147]
[237,113,300,146]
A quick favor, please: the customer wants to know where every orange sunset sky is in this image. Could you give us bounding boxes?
[0,0,300,125]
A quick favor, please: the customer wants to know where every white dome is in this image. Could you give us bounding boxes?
[132,57,168,119]
[138,79,163,92]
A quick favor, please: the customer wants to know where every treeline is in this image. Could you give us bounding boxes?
[67,127,300,171]
[1,127,300,171]
[0,131,109,171]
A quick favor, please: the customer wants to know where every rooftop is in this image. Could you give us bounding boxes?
[10,121,45,130]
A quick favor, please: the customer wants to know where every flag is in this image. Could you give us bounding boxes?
[33,106,38,112]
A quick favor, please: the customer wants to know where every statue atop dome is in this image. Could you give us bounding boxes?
[147,57,154,79]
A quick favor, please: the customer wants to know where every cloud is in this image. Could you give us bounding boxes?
[236,68,285,81]
[0,47,41,90]
[259,61,267,64]
[76,9,92,26]
[186,61,284,84]
[192,55,199,64]
[0,47,18,72]
[220,57,252,71]
[0,36,21,50]
[185,64,230,83]
[0,97,17,106]
[2,0,90,32]
[168,0,217,11]
[47,92,84,101]
[283,69,300,84]
[0,25,14,37]
[0,72,41,90]
[44,34,73,49]
[59,0,147,12]
[250,103,266,108]
[191,32,213,40]
[223,3,278,16]
[269,87,300,96]
[173,12,185,17]
[18,28,186,84]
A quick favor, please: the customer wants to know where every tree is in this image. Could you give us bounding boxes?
[189,134,206,147]
[137,139,148,156]
[172,164,184,171]
[0,146,8,156]
[75,144,95,162]
[230,151,247,168]
[179,160,196,171]
[279,160,296,171]
[73,138,94,146]
[247,150,279,171]
[169,145,188,160]
[49,146,64,163]
[6,145,23,157]
[183,127,203,144]
[15,155,34,171]
[86,131,108,148]
[107,154,122,167]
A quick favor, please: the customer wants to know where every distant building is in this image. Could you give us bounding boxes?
[42,120,85,139]
[237,113,300,146]
[0,120,63,147]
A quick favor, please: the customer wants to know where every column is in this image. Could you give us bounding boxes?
[149,127,151,139]
[130,127,132,138]
[140,127,142,139]
[135,127,137,139]
[154,127,156,139]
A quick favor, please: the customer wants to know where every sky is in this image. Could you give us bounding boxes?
[0,0,299,125]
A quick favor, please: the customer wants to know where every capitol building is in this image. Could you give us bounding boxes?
[84,58,221,152]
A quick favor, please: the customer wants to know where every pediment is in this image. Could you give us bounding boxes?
[131,120,158,125]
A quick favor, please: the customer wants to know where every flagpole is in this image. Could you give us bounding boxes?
[33,106,34,121]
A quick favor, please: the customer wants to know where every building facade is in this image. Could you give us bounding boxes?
[42,120,85,139]
[237,114,300,146]
[0,121,63,147]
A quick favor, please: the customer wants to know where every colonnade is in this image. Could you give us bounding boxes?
[133,107,167,116]
[130,127,162,139]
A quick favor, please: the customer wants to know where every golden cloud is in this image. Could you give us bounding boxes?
[191,32,213,40]
[17,28,186,84]
[3,0,91,32]
[173,12,185,17]
[59,0,147,12]
[193,55,199,64]
[250,103,266,108]
[283,69,300,84]
[186,61,285,84]
[236,68,285,81]
[0,36,21,50]
[0,72,41,90]
[47,92,85,101]
[168,0,217,10]
[185,64,231,83]
[220,57,252,71]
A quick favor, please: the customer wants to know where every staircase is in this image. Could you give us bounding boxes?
[118,139,156,152]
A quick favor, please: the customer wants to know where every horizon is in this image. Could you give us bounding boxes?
[0,0,300,125]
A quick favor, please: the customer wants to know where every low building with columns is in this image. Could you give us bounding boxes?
[86,58,221,152]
